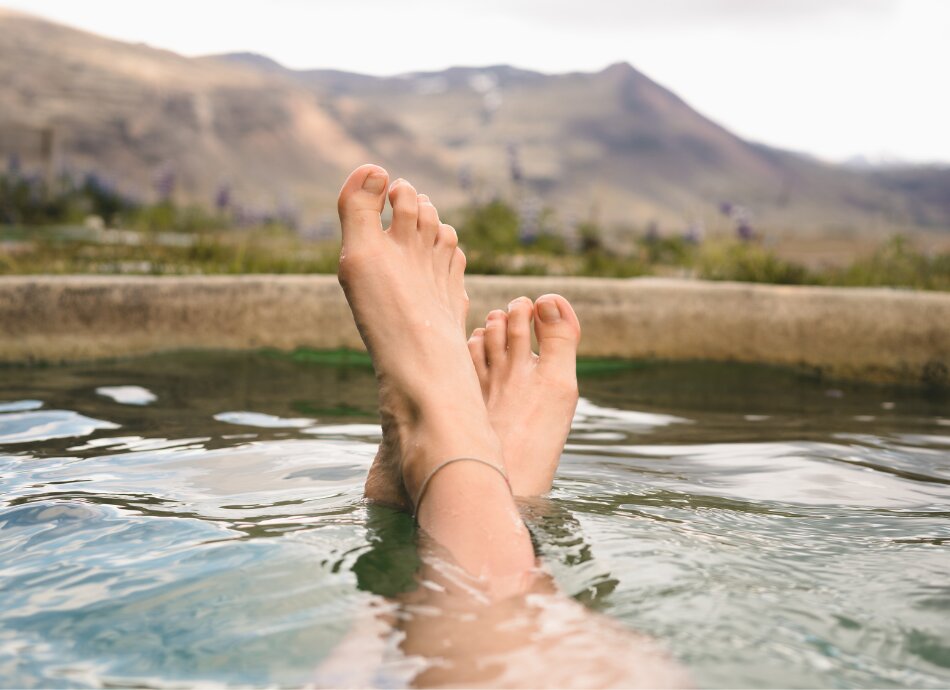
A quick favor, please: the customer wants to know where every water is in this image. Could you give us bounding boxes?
[1,352,948,688]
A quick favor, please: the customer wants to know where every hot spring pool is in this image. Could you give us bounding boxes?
[1,351,948,688]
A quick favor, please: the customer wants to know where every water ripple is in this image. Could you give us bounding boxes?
[0,410,119,445]
[1,353,948,688]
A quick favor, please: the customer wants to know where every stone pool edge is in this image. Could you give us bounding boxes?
[1,275,948,387]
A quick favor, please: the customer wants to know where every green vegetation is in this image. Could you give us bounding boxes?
[0,226,340,275]
[693,241,808,284]
[1,172,125,226]
[266,347,373,369]
[2,173,949,289]
[824,236,950,290]
[0,173,337,274]
[456,202,950,290]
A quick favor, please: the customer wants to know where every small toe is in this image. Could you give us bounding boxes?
[468,327,488,386]
[435,223,459,274]
[506,296,534,362]
[388,179,419,240]
[337,164,388,249]
[484,310,508,367]
[533,294,581,379]
[448,247,469,333]
[417,194,440,245]
[449,245,466,281]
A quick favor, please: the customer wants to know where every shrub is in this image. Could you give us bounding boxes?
[695,241,809,285]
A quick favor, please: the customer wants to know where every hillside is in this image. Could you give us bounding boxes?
[1,8,948,240]
[0,8,450,230]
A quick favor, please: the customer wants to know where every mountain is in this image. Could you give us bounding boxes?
[1,7,948,241]
[0,8,441,228]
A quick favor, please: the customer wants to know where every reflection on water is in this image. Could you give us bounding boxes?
[0,409,119,444]
[95,386,158,406]
[1,352,948,688]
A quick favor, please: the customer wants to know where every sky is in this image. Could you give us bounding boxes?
[5,0,950,164]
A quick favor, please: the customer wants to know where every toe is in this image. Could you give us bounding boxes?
[337,164,388,249]
[484,310,508,368]
[533,294,581,380]
[388,179,418,240]
[449,245,466,282]
[417,195,440,245]
[468,327,488,390]
[506,296,534,362]
[448,247,469,332]
[435,223,459,274]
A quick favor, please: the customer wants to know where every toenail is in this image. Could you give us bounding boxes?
[389,179,405,192]
[362,173,387,193]
[538,299,562,323]
[507,297,528,311]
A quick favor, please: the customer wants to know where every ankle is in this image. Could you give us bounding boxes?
[399,413,503,503]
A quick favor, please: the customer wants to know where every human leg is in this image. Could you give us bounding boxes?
[337,164,533,589]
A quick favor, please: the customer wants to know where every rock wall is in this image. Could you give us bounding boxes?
[1,276,948,386]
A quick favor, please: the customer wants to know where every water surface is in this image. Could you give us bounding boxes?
[1,352,948,687]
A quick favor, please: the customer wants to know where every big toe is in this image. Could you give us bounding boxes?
[533,294,581,378]
[338,164,388,249]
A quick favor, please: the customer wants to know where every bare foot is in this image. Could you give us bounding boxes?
[339,165,497,496]
[467,295,581,496]
[351,183,470,511]
[338,164,491,510]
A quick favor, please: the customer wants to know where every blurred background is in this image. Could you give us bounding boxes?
[1,0,948,286]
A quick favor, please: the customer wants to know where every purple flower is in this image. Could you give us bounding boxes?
[214,183,232,212]
[645,222,659,243]
[153,166,176,202]
[458,165,472,192]
[683,223,703,245]
[518,198,540,244]
[276,202,299,231]
[507,143,523,184]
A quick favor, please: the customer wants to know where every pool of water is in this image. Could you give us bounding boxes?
[1,351,948,688]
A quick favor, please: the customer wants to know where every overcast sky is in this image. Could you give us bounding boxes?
[6,0,949,164]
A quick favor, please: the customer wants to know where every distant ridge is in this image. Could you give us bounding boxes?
[209,51,289,74]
